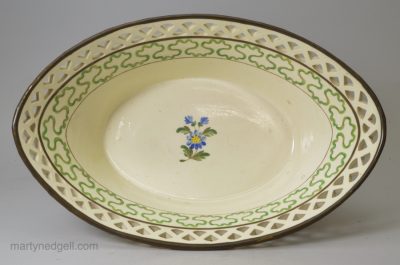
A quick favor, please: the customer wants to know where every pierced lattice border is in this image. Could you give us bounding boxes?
[13,15,385,248]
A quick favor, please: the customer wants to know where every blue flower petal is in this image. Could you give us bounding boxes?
[184,115,193,124]
[199,116,209,125]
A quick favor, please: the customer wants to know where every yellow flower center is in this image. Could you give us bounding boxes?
[191,135,201,144]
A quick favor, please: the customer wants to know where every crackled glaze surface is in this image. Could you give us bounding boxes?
[13,16,385,247]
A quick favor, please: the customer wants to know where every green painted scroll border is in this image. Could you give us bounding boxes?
[39,37,358,228]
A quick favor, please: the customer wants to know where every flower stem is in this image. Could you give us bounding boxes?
[180,150,198,162]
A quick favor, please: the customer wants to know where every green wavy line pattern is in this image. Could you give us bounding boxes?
[40,38,358,228]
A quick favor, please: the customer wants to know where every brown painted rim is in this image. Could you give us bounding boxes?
[12,14,387,250]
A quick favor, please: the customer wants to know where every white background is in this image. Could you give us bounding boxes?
[0,0,399,264]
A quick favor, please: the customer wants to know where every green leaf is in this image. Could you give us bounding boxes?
[191,151,210,161]
[180,145,193,158]
[197,122,203,127]
[176,126,191,134]
[191,122,196,127]
[202,127,217,137]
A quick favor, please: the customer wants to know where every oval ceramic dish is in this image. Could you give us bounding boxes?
[13,15,386,249]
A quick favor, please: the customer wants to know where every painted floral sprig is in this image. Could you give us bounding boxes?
[176,115,217,162]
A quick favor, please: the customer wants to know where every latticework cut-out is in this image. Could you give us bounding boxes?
[13,15,385,248]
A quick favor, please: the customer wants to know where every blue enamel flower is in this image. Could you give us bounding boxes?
[199,116,209,125]
[177,115,217,162]
[184,115,193,125]
[186,130,207,150]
